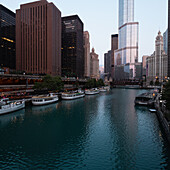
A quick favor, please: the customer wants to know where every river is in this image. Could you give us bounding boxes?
[0,89,170,169]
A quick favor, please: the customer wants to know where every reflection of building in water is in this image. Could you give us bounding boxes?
[0,111,24,128]
[31,104,57,115]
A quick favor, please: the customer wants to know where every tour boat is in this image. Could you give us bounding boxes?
[32,93,59,106]
[99,87,107,92]
[61,90,85,100]
[0,100,25,115]
[134,92,156,106]
[85,88,100,95]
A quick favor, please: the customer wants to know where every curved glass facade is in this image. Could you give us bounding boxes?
[119,0,134,27]
[115,0,139,79]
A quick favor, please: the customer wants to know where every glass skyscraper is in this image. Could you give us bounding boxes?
[114,0,139,79]
[0,5,15,70]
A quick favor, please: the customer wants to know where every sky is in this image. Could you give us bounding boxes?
[1,0,168,65]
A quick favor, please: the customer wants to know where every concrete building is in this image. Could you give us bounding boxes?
[0,5,16,70]
[163,29,168,55]
[134,62,142,80]
[111,34,118,79]
[114,0,139,80]
[62,15,84,78]
[90,48,99,79]
[104,50,112,79]
[16,0,61,75]
[142,55,149,76]
[84,31,90,78]
[146,31,168,83]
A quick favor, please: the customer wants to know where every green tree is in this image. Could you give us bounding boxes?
[34,75,64,91]
[86,79,97,88]
[97,79,104,87]
[162,80,170,110]
[86,79,104,88]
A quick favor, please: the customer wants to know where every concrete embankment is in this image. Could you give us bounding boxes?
[154,101,170,144]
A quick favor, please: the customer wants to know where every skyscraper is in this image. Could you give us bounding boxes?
[163,29,168,54]
[114,0,139,79]
[111,34,118,79]
[0,5,16,70]
[84,31,90,78]
[62,15,84,78]
[16,0,61,75]
[90,48,99,79]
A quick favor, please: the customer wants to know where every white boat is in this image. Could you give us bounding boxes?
[0,100,25,115]
[32,93,59,106]
[99,87,107,92]
[61,90,85,100]
[85,88,100,95]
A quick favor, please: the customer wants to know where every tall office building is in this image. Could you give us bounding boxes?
[114,0,139,79]
[0,5,15,69]
[16,0,61,75]
[163,29,168,54]
[90,48,99,79]
[168,0,170,77]
[142,55,149,76]
[84,31,90,78]
[111,34,118,79]
[62,15,84,78]
[104,50,112,79]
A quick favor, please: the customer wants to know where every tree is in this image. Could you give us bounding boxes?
[85,79,104,88]
[162,80,170,110]
[97,79,105,87]
[34,75,64,91]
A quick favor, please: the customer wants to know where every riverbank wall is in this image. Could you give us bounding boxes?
[154,101,170,144]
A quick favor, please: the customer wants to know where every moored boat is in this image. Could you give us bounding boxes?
[61,90,85,100]
[99,87,107,92]
[0,100,25,115]
[134,92,156,106]
[85,88,100,95]
[32,93,59,106]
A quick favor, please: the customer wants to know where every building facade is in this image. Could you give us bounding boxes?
[90,48,99,79]
[0,4,16,70]
[146,31,168,83]
[62,15,84,78]
[142,55,149,76]
[111,34,118,79]
[104,50,112,79]
[163,29,168,55]
[84,31,90,78]
[114,0,139,80]
[16,0,61,75]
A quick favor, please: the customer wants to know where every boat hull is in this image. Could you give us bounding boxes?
[61,94,85,100]
[0,101,25,115]
[85,91,100,95]
[32,97,59,106]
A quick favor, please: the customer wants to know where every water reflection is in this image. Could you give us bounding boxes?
[0,109,25,128]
